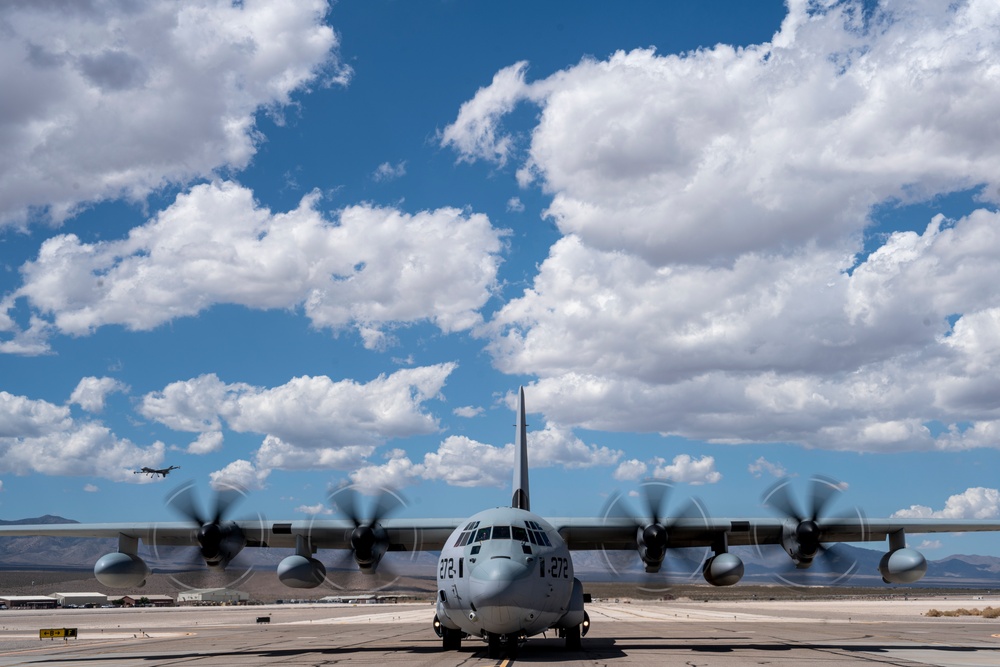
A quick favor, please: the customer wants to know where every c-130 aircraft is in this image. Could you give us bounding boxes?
[3,387,1000,658]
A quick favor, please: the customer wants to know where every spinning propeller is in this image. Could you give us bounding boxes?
[601,480,710,589]
[156,482,262,590]
[327,485,409,577]
[759,475,865,586]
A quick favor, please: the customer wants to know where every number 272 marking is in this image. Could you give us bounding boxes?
[540,557,569,578]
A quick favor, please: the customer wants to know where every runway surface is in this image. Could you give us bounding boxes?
[1,596,999,665]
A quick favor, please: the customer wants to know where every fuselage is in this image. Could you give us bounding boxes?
[435,506,574,638]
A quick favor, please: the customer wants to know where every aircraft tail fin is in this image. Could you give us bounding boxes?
[512,386,530,511]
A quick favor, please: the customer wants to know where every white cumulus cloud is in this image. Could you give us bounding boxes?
[0,389,164,481]
[651,454,722,485]
[748,457,788,479]
[612,459,648,482]
[0,0,344,227]
[349,422,621,490]
[68,376,129,413]
[893,487,1000,520]
[445,2,1000,265]
[188,431,224,455]
[295,503,332,515]
[5,182,505,352]
[209,459,269,492]
[440,1,1000,458]
[373,160,407,182]
[147,364,454,481]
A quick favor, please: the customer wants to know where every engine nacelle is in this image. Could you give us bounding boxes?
[94,552,150,588]
[636,524,667,573]
[197,522,247,568]
[351,524,389,573]
[878,547,927,584]
[780,519,822,568]
[277,555,327,588]
[702,552,744,587]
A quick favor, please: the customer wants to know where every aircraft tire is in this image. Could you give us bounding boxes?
[565,624,582,651]
[442,627,462,650]
[487,632,502,659]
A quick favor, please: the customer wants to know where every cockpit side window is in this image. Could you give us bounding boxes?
[474,526,492,542]
[511,526,528,542]
[522,520,551,547]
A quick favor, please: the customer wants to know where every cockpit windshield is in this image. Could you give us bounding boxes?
[452,521,552,547]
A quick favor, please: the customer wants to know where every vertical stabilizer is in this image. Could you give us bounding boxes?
[512,386,530,510]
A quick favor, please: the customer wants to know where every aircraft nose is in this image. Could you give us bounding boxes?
[469,557,532,608]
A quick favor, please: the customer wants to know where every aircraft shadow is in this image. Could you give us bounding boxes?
[592,637,998,656]
[24,638,999,663]
[24,639,627,664]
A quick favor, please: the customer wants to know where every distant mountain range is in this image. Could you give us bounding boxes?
[3,516,999,588]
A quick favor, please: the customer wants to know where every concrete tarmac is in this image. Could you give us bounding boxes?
[1,596,999,666]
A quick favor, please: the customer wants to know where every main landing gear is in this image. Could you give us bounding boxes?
[559,612,589,651]
[433,615,465,650]
[441,626,463,650]
[486,632,521,659]
[564,623,582,650]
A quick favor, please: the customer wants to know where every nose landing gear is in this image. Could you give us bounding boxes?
[486,632,521,659]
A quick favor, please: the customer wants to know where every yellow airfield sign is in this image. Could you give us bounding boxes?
[39,628,78,639]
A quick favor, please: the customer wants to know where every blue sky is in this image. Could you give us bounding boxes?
[3,0,1000,563]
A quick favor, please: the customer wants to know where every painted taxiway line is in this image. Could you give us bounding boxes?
[0,632,192,640]
[588,606,818,623]
[284,609,432,625]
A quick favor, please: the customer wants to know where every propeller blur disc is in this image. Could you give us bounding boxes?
[756,475,867,589]
[599,480,710,593]
[151,481,266,592]
[319,484,419,592]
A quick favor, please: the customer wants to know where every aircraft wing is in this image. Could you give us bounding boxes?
[3,515,1000,588]
[0,519,464,552]
[5,516,1000,551]
[551,517,1000,550]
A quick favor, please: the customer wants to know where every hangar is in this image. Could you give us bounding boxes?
[53,592,108,607]
[0,595,58,609]
[118,594,174,607]
[177,589,249,605]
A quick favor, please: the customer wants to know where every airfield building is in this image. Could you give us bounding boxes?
[0,595,58,609]
[53,592,108,607]
[118,595,174,607]
[177,589,249,605]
